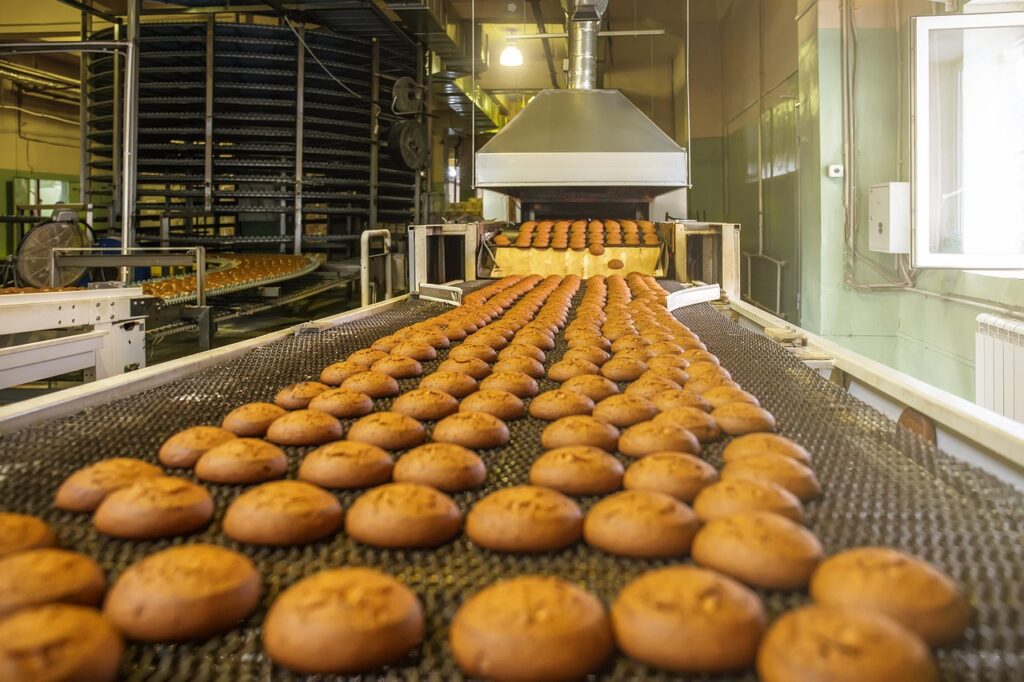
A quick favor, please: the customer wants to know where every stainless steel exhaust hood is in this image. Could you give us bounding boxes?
[475,0,687,205]
[475,88,688,202]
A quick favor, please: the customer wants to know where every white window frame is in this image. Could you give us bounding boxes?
[912,11,1024,269]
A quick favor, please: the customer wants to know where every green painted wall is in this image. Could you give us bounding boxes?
[0,170,81,258]
[724,105,759,258]
[688,137,725,222]
[717,0,801,323]
[808,25,901,345]
[711,0,1024,402]
[796,23,823,333]
[760,76,800,323]
[793,6,1024,400]
[723,100,801,322]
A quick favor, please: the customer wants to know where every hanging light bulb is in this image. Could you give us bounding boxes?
[500,42,523,67]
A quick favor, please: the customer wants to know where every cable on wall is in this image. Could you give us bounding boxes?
[0,103,78,126]
[283,16,365,101]
[840,0,913,291]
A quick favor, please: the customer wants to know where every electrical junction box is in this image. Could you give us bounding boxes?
[868,182,911,254]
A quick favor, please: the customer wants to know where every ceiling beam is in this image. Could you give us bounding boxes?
[56,0,119,24]
[529,0,559,88]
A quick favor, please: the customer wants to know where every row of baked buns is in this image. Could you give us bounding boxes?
[493,219,661,251]
[0,272,968,681]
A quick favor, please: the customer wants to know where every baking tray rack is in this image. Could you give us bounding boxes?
[84,21,416,240]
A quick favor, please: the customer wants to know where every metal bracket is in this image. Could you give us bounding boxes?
[52,246,207,306]
[129,295,160,318]
[666,284,721,311]
[360,229,393,307]
[182,305,213,351]
[293,320,334,335]
[413,283,463,306]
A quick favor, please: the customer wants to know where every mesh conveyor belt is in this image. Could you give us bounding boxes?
[0,299,1021,681]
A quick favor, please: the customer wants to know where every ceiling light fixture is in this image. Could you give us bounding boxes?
[499,42,524,67]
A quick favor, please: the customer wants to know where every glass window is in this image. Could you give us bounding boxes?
[12,177,71,212]
[913,12,1024,268]
[38,179,70,205]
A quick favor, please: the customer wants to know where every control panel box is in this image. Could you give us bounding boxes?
[868,182,911,254]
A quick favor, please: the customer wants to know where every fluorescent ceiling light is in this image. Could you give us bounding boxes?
[500,43,524,67]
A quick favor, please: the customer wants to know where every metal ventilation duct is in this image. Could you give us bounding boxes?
[565,0,606,89]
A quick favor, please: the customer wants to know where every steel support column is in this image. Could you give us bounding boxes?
[79,6,91,207]
[204,16,215,212]
[413,46,424,225]
[120,0,141,281]
[369,39,380,229]
[111,23,122,234]
[293,24,305,255]
[424,50,433,225]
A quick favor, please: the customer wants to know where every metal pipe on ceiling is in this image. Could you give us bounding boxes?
[512,29,665,40]
[0,41,126,55]
[0,61,80,95]
[122,0,141,274]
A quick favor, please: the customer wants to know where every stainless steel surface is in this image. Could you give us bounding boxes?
[513,29,666,40]
[0,286,147,389]
[360,228,393,307]
[568,19,599,89]
[122,0,141,277]
[663,221,742,302]
[79,10,90,207]
[370,39,380,228]
[475,89,688,199]
[0,295,411,433]
[408,222,483,291]
[566,0,605,91]
[111,23,122,238]
[50,246,208,306]
[293,24,305,255]
[414,282,463,304]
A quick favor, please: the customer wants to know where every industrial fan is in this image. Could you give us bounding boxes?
[14,212,94,288]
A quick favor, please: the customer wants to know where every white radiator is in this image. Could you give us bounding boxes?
[976,313,1024,422]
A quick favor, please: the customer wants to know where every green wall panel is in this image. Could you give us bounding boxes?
[761,75,800,321]
[688,137,725,222]
[797,23,823,332]
[723,74,801,321]
[724,106,760,256]
[716,5,1023,402]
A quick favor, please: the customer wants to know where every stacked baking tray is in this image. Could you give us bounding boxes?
[85,21,417,243]
[0,298,1020,679]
